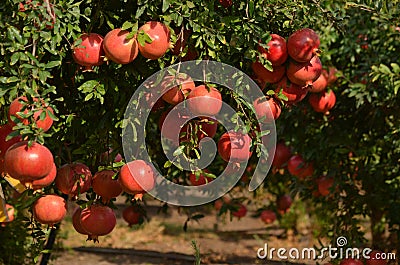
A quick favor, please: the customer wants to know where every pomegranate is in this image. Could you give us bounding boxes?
[161,73,195,105]
[8,96,54,132]
[214,196,231,211]
[189,169,214,186]
[287,28,320,62]
[72,33,105,67]
[158,108,191,143]
[260,210,277,224]
[286,56,323,87]
[27,163,57,190]
[366,250,387,265]
[55,163,92,196]
[32,194,67,226]
[275,77,308,104]
[310,69,328,93]
[72,207,89,235]
[251,62,286,84]
[119,160,156,200]
[103,28,139,64]
[80,204,116,242]
[258,34,288,66]
[138,21,171,60]
[277,194,292,213]
[219,0,233,8]
[317,176,334,196]
[339,259,364,265]
[231,203,247,218]
[327,66,338,85]
[92,170,122,203]
[122,205,144,227]
[187,85,223,116]
[287,155,314,179]
[0,123,21,158]
[218,131,252,162]
[4,141,54,183]
[309,89,336,114]
[272,141,292,168]
[253,97,282,123]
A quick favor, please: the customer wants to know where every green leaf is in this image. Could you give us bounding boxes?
[187,1,195,8]
[121,21,134,30]
[6,76,19,83]
[77,80,99,92]
[10,53,20,66]
[45,61,61,69]
[162,0,170,12]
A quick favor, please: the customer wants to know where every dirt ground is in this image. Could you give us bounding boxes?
[50,196,324,265]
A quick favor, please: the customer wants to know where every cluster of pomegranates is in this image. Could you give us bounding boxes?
[252,28,337,117]
[72,21,171,68]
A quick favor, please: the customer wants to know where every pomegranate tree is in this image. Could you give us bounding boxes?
[103,28,139,64]
[32,195,67,227]
[138,21,170,60]
[72,33,105,67]
[80,204,116,242]
[287,28,320,62]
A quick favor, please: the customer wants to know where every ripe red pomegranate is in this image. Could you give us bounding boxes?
[286,56,323,87]
[119,160,156,200]
[253,97,282,123]
[287,154,314,179]
[339,259,364,265]
[260,210,277,224]
[251,62,286,84]
[277,194,292,213]
[72,207,89,235]
[189,169,214,186]
[309,89,336,114]
[80,205,116,242]
[310,69,328,93]
[4,141,54,183]
[187,85,223,116]
[287,28,320,62]
[272,141,292,168]
[0,123,21,158]
[366,250,387,265]
[32,194,67,227]
[232,203,247,218]
[27,163,57,190]
[327,66,338,85]
[218,131,252,162]
[219,0,233,8]
[158,108,191,143]
[122,205,144,227]
[103,28,139,64]
[258,34,288,66]
[55,163,92,197]
[161,73,195,105]
[8,96,54,132]
[138,21,171,60]
[275,77,308,104]
[317,176,334,196]
[92,170,122,203]
[214,196,231,211]
[72,33,105,67]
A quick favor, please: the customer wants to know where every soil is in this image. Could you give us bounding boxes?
[50,196,323,265]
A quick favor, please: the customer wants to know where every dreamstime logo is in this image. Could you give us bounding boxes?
[257,236,396,261]
[122,60,277,206]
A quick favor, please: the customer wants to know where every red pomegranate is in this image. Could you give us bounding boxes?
[189,169,214,186]
[161,73,195,105]
[8,96,54,132]
[253,97,282,123]
[251,62,286,84]
[317,176,334,196]
[309,69,328,93]
[260,210,277,224]
[366,250,387,265]
[103,28,139,64]
[339,259,364,265]
[138,21,171,60]
[55,163,92,197]
[287,28,320,62]
[80,204,116,242]
[122,205,144,227]
[272,141,292,168]
[232,203,247,218]
[0,123,21,158]
[287,155,314,179]
[258,34,288,66]
[286,56,323,87]
[72,33,105,67]
[277,194,292,213]
[187,85,223,116]
[72,207,89,235]
[275,77,308,104]
[32,194,67,227]
[27,163,57,190]
[119,160,156,200]
[218,131,252,162]
[92,170,122,203]
[4,141,54,183]
[327,66,338,85]
[309,89,336,114]
[158,108,191,143]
